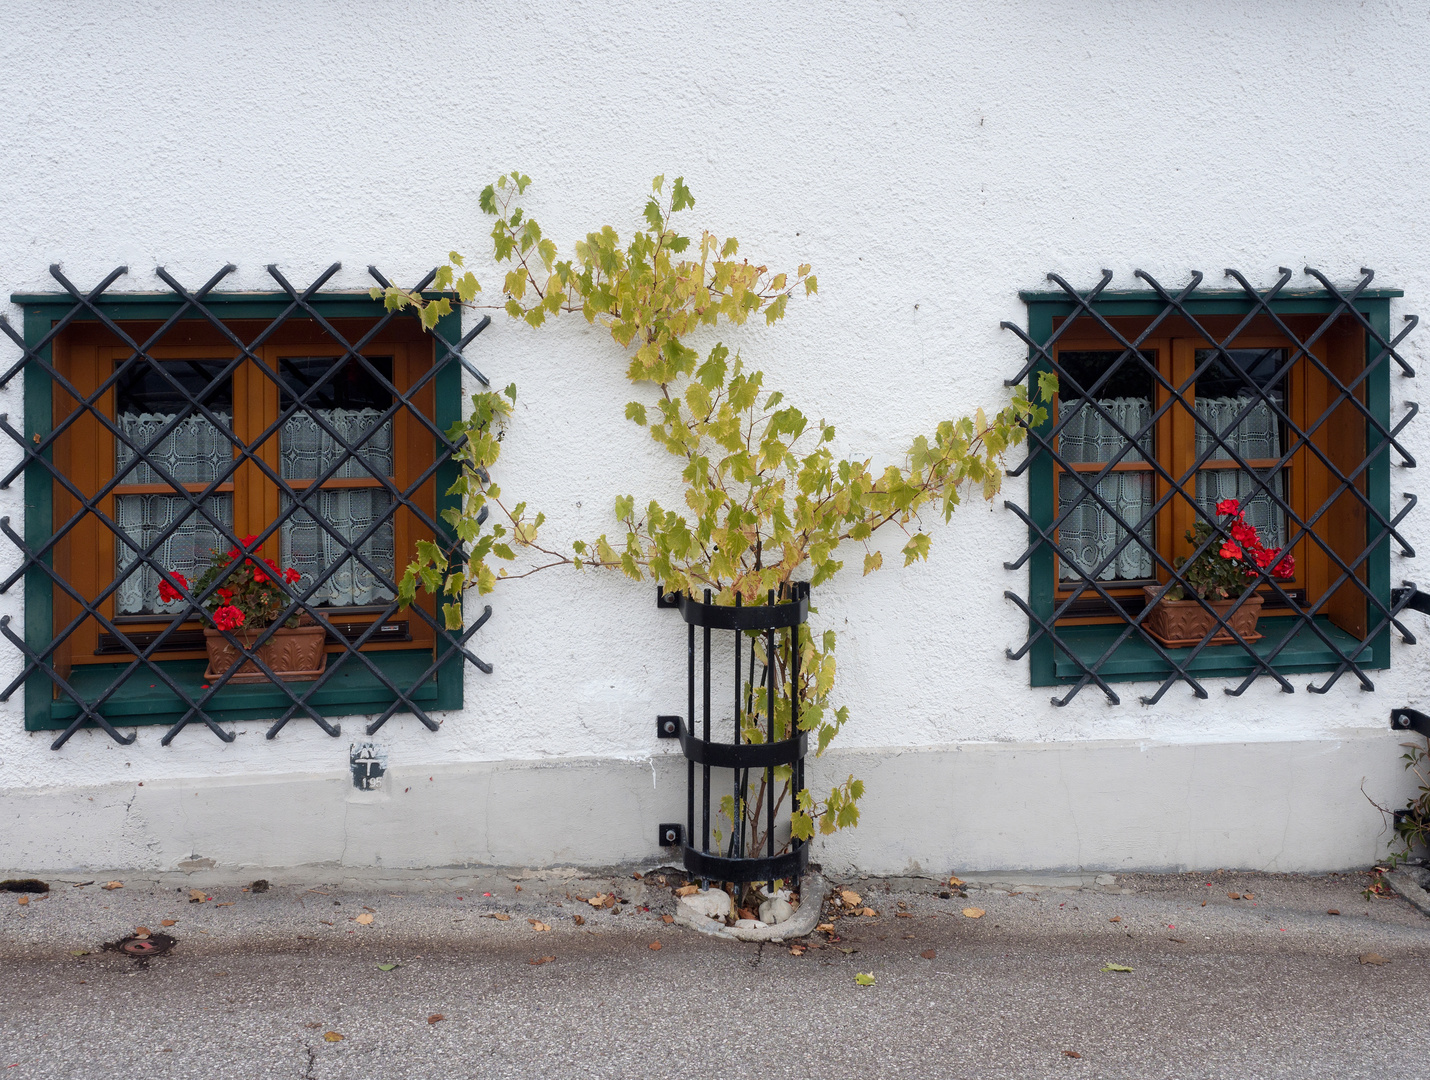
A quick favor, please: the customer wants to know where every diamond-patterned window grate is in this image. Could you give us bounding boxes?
[1003,267,1421,706]
[1,263,493,748]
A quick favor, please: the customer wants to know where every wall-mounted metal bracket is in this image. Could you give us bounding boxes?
[656,586,681,609]
[658,823,683,847]
[1393,583,1430,617]
[657,715,681,739]
[1392,708,1430,737]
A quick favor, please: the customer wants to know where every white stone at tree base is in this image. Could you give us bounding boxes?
[676,888,732,922]
[758,896,795,924]
[734,918,768,929]
[1095,874,1117,886]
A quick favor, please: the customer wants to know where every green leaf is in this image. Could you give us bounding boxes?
[443,603,463,630]
[376,962,398,971]
[1037,370,1059,404]
[504,382,518,403]
[625,401,648,425]
[479,184,498,215]
[854,972,875,986]
[1101,963,1134,973]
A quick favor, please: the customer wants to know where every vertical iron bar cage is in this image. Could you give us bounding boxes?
[665,583,811,885]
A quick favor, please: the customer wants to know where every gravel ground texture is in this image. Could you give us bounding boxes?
[1,865,1427,1079]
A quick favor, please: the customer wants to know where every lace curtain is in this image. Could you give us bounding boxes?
[1194,395,1280,460]
[114,412,234,614]
[1195,469,1286,549]
[116,411,232,484]
[1058,397,1152,464]
[281,408,393,479]
[1058,472,1155,582]
[280,490,395,607]
[116,494,233,615]
[280,408,395,606]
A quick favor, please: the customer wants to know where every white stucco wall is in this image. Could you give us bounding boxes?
[2,0,1429,873]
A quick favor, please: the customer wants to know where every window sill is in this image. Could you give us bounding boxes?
[1044,615,1380,685]
[30,649,440,731]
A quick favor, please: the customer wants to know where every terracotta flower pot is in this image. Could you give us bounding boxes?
[1141,586,1263,648]
[203,623,328,684]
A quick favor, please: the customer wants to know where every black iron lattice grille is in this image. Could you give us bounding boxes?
[1002,267,1420,706]
[0,263,493,748]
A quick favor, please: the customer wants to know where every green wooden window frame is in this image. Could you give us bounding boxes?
[1016,282,1404,695]
[14,289,466,733]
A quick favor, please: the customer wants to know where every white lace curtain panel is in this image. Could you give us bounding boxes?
[1057,396,1285,581]
[114,409,396,612]
[281,408,393,480]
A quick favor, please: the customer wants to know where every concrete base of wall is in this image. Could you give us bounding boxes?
[0,733,1411,875]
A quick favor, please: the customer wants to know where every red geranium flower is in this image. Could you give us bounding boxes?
[213,604,245,631]
[1272,554,1295,578]
[157,572,188,604]
[1230,521,1259,547]
[252,566,268,584]
[216,587,233,602]
[1216,499,1241,516]
[1219,541,1243,560]
[284,568,301,584]
[240,534,258,548]
[1254,547,1277,569]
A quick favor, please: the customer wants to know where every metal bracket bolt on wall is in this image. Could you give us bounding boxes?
[656,715,680,739]
[658,823,684,847]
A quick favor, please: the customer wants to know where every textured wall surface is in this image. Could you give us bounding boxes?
[1,0,1428,871]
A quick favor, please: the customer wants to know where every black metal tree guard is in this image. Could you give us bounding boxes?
[658,582,811,885]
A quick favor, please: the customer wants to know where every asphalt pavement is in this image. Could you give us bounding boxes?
[1,865,1427,1079]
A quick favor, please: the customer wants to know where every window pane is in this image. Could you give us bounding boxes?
[1193,348,1286,461]
[115,494,233,615]
[1057,472,1154,582]
[115,359,233,484]
[280,489,395,607]
[278,356,394,480]
[1056,350,1155,464]
[1195,469,1287,550]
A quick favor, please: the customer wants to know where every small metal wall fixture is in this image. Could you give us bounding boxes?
[658,583,810,885]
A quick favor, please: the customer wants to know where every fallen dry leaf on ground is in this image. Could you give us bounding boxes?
[920,949,937,959]
[1102,963,1134,973]
[1327,909,1340,916]
[648,941,662,950]
[1359,953,1389,965]
[528,956,554,966]
[528,920,550,932]
[840,889,861,907]
[895,912,913,919]
[660,914,673,924]
[816,923,835,933]
[1063,1050,1082,1059]
[134,926,150,937]
[427,1014,444,1024]
[573,914,585,926]
[962,908,985,919]
[17,897,27,906]
[860,907,877,917]
[675,885,699,897]
[354,913,374,926]
[948,875,965,887]
[1243,892,1255,899]
[1228,892,1241,899]
[738,907,757,921]
[214,902,234,907]
[189,889,207,903]
[1109,916,1121,923]
[323,1032,344,1042]
[789,945,806,955]
[102,882,123,891]
[160,919,177,927]
[487,913,511,921]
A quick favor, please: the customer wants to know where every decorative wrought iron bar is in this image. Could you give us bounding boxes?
[0,264,493,748]
[1003,268,1418,706]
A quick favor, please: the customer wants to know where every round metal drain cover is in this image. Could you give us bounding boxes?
[108,932,176,958]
